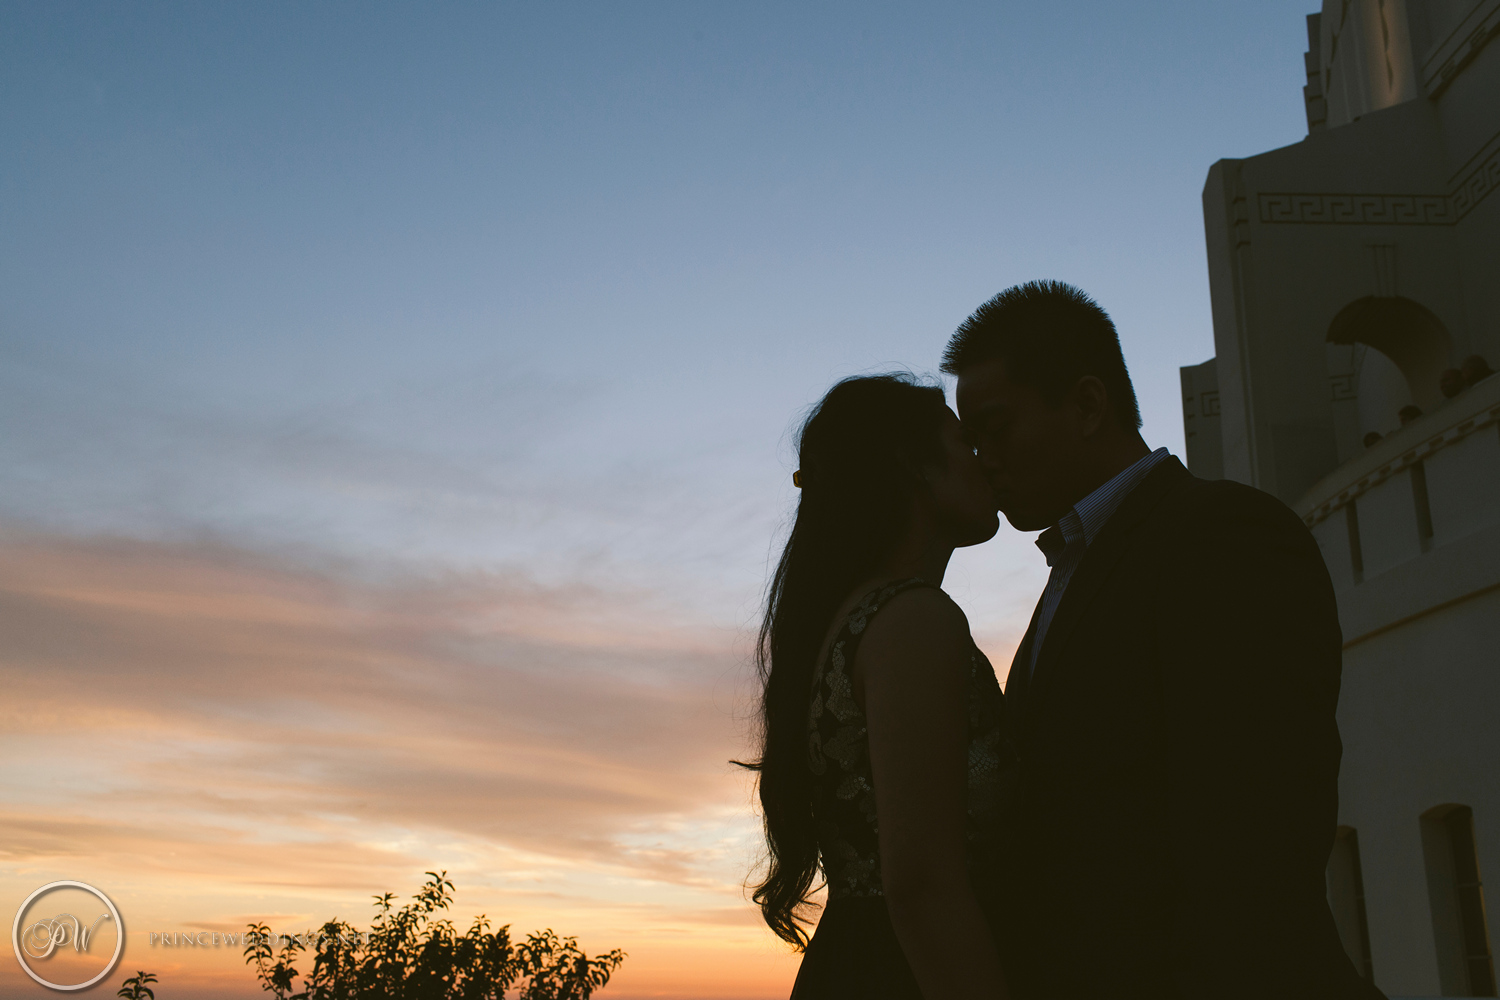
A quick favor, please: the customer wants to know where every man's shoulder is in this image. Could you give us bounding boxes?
[1150,472,1317,556]
[1091,459,1314,566]
[1150,467,1296,524]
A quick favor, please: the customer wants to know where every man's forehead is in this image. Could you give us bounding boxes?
[954,357,1015,415]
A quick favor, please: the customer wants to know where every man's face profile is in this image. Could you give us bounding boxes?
[955,357,1084,533]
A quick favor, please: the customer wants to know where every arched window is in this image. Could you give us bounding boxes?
[1326,296,1454,463]
[1327,825,1375,980]
[1421,804,1497,996]
[1327,296,1453,411]
[1327,342,1412,457]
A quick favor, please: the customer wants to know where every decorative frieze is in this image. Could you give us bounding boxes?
[1257,141,1499,226]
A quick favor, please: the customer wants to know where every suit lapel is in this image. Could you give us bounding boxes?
[1004,601,1041,735]
[1025,458,1190,711]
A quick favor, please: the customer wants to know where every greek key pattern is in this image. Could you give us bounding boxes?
[1259,193,1453,225]
[1425,5,1500,97]
[1452,145,1500,217]
[1258,145,1500,226]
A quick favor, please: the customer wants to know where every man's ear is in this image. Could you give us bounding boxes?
[1073,376,1110,436]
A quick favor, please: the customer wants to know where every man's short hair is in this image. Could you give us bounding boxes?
[941,280,1142,430]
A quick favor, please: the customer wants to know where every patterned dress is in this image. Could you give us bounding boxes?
[791,578,1013,999]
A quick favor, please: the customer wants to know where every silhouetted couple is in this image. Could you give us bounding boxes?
[745,281,1386,999]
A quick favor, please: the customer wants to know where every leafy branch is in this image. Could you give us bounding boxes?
[243,871,626,1000]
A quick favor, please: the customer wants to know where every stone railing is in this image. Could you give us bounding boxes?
[1295,372,1500,644]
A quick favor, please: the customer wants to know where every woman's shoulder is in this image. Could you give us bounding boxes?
[837,576,965,630]
[874,580,966,620]
[857,582,973,661]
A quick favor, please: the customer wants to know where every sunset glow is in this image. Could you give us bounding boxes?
[0,530,800,997]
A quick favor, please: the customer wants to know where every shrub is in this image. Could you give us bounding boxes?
[245,871,625,1000]
[117,971,158,999]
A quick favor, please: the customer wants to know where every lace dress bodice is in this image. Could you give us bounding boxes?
[806,578,1011,901]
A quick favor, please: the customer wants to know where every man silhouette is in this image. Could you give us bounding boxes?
[946,281,1385,999]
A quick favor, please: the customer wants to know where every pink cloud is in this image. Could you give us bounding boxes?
[0,525,795,997]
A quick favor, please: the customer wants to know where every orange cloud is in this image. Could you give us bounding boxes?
[0,526,799,999]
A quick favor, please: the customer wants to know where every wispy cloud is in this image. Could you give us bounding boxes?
[0,525,792,997]
[0,339,784,611]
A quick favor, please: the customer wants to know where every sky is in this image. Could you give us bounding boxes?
[1,2,1318,996]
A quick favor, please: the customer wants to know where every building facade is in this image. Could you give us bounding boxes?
[1181,1,1500,995]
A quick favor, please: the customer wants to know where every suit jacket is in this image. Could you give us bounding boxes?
[994,457,1384,1000]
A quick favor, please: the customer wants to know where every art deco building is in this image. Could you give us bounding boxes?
[1181,1,1500,995]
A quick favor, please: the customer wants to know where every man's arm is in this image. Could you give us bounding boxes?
[1160,484,1376,998]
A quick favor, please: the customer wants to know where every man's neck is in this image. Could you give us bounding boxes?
[1096,434,1152,488]
[1057,434,1152,522]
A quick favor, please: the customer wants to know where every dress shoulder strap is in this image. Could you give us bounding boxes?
[835,577,939,652]
[812,578,944,705]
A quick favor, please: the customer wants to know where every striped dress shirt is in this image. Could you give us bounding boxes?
[1026,447,1172,676]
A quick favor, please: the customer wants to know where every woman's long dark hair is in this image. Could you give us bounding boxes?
[744,373,949,947]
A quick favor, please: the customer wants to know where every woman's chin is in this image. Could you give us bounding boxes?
[958,516,1002,548]
[1001,507,1051,533]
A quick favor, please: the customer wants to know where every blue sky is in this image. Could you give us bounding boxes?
[1,3,1318,995]
[2,1,1315,599]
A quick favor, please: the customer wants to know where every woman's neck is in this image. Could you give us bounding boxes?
[874,526,954,589]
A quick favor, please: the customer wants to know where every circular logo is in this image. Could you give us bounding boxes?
[11,881,124,991]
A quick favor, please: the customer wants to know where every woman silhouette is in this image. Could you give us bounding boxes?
[744,374,1012,999]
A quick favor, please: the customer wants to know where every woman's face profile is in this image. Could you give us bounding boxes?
[926,407,1001,548]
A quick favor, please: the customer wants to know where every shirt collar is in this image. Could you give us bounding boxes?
[1034,447,1171,560]
[1035,525,1067,566]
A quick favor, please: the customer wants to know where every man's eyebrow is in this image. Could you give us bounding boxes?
[963,400,1007,422]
